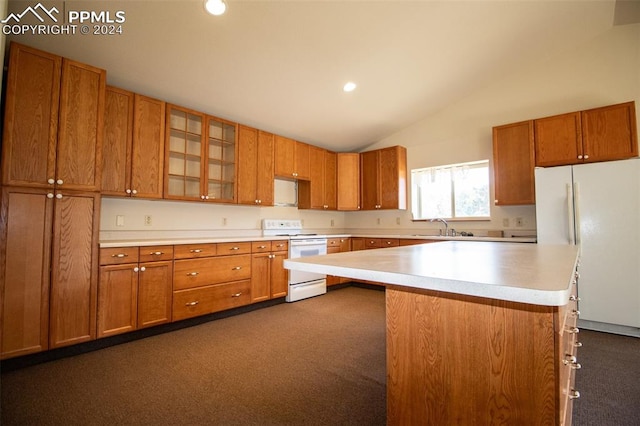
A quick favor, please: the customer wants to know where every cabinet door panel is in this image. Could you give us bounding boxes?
[256,131,275,206]
[138,261,173,328]
[379,146,407,209]
[0,188,53,359]
[57,59,106,191]
[271,252,288,298]
[581,101,638,162]
[97,264,138,338]
[295,142,311,180]
[274,135,296,178]
[1,43,61,188]
[132,95,165,198]
[337,153,360,210]
[534,112,582,167]
[360,150,379,210]
[102,86,134,195]
[493,121,535,205]
[251,253,271,302]
[324,151,337,210]
[237,125,259,204]
[49,192,99,348]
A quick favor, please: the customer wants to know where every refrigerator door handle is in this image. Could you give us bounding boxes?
[574,182,581,245]
[567,183,576,245]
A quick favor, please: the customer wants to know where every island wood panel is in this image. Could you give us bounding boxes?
[386,286,558,426]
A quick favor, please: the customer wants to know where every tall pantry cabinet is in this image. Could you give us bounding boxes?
[0,43,105,358]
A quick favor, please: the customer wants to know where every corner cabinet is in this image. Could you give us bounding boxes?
[360,146,407,210]
[237,126,274,206]
[492,120,536,205]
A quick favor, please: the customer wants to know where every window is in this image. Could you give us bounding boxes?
[411,160,490,220]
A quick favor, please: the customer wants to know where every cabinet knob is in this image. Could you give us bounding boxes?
[578,155,583,159]
[126,189,132,194]
[56,179,63,185]
[185,301,199,307]
[47,178,55,185]
[569,295,580,302]
[232,266,242,270]
[132,189,137,195]
[134,267,140,272]
[187,272,199,276]
[47,193,54,199]
[584,154,589,159]
[567,326,580,334]
[568,390,580,400]
[571,309,580,317]
[55,193,63,199]
[231,292,242,298]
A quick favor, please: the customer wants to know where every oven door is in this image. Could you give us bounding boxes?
[289,239,327,285]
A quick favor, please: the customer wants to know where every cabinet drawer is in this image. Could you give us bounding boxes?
[252,241,272,253]
[100,247,139,265]
[172,280,252,321]
[365,238,381,249]
[271,240,288,252]
[173,254,252,290]
[174,244,217,259]
[217,241,251,255]
[139,245,174,262]
[381,238,399,248]
[327,238,341,248]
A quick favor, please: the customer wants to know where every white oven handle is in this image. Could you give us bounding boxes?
[290,239,327,246]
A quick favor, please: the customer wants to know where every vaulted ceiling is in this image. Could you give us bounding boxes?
[5,0,629,152]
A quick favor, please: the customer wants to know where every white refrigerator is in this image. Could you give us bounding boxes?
[535,158,640,335]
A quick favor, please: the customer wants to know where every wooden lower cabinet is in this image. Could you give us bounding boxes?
[386,282,579,425]
[250,240,288,301]
[97,251,173,338]
[327,237,351,286]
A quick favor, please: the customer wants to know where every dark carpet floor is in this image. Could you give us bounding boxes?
[1,286,638,425]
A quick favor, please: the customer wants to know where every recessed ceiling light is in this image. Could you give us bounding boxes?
[205,0,227,16]
[343,82,357,92]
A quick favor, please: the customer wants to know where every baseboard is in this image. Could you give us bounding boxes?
[578,319,640,338]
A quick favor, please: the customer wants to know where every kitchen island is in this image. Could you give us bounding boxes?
[285,241,581,425]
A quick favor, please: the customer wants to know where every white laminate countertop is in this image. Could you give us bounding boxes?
[284,241,579,306]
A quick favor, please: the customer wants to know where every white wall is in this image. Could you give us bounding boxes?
[101,23,639,240]
[349,23,640,236]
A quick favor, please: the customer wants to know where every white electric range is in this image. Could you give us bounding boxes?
[262,219,327,302]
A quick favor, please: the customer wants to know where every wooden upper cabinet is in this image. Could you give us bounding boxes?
[360,146,407,210]
[274,136,310,180]
[298,147,337,210]
[535,101,638,166]
[1,43,61,188]
[1,43,106,192]
[102,86,134,196]
[534,112,582,167]
[581,101,638,162]
[493,120,535,205]
[324,150,337,210]
[337,153,360,210]
[237,126,274,206]
[130,95,166,199]
[205,116,238,203]
[57,59,106,191]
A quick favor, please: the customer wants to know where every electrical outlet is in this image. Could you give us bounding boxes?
[376,218,381,225]
[515,217,524,227]
[502,218,510,227]
[144,215,152,226]
[396,217,400,225]
[222,217,227,226]
[330,219,335,227]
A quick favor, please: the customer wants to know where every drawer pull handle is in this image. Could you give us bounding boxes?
[190,249,203,253]
[232,266,242,270]
[568,390,580,400]
[185,301,199,307]
[150,251,164,256]
[187,272,199,276]
[258,245,267,249]
[276,244,284,248]
[569,295,581,302]
[571,363,582,370]
[571,309,580,316]
[567,326,580,334]
[111,253,128,258]
[574,341,583,348]
[230,247,239,250]
[563,355,577,365]
[231,292,242,298]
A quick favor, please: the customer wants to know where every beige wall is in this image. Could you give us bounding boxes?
[349,23,640,236]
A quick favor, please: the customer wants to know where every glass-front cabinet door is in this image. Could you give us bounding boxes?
[165,105,205,200]
[206,116,237,202]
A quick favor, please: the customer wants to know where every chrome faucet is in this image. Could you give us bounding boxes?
[430,218,448,236]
